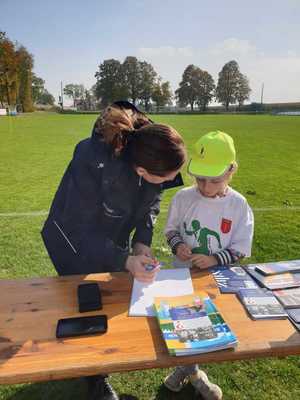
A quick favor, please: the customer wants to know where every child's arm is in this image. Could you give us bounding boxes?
[213,248,245,266]
[166,231,192,260]
[190,248,245,269]
[213,199,254,266]
[164,193,192,261]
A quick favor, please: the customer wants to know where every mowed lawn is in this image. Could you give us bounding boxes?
[0,112,300,399]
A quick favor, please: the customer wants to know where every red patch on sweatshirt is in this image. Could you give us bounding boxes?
[221,218,232,234]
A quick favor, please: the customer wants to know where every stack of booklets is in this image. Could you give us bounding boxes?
[273,287,300,308]
[273,287,300,331]
[253,260,300,276]
[211,265,259,293]
[237,288,287,320]
[245,260,300,291]
[153,292,237,356]
[286,308,300,330]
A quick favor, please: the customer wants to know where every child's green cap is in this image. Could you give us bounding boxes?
[188,131,236,178]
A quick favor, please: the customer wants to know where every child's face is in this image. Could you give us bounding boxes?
[196,175,229,198]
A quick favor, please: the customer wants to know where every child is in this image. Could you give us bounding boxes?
[164,131,254,400]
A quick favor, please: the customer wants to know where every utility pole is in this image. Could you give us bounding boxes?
[60,81,64,110]
[260,83,264,105]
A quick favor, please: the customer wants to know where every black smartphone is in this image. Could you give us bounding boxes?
[56,315,107,338]
[77,283,102,313]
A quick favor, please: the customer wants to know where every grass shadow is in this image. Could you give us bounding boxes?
[153,382,197,400]
[5,378,86,400]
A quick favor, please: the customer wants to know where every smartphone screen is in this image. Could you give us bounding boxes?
[56,315,107,338]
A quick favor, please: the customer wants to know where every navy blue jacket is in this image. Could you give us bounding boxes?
[41,129,163,276]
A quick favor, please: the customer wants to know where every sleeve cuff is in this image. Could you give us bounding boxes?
[213,249,245,266]
[166,231,184,255]
[111,247,129,272]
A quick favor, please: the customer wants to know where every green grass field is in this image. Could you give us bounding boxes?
[0,112,300,399]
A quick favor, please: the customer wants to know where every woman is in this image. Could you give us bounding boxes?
[41,100,186,400]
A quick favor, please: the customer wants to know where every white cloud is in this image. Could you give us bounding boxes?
[139,46,194,58]
[137,38,300,103]
[209,38,257,57]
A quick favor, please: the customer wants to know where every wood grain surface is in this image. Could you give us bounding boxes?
[0,269,299,384]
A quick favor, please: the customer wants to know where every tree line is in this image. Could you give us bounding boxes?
[1,30,251,112]
[92,57,250,111]
[0,31,54,111]
[176,61,250,111]
[93,56,172,111]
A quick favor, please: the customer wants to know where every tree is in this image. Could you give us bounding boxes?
[152,79,172,112]
[37,89,55,105]
[76,89,97,110]
[94,59,125,107]
[31,73,55,105]
[139,61,157,111]
[122,56,142,105]
[32,74,45,103]
[95,56,162,107]
[175,65,215,111]
[235,73,251,109]
[196,70,215,111]
[64,83,85,107]
[0,32,40,112]
[175,65,199,111]
[0,32,18,107]
[216,60,240,111]
[16,45,34,112]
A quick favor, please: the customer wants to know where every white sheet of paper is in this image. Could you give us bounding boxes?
[128,268,194,317]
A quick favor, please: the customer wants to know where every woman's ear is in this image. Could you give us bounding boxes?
[135,166,147,177]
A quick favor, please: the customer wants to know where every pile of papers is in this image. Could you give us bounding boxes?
[129,268,238,356]
[211,260,300,326]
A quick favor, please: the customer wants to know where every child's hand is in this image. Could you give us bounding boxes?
[176,243,192,261]
[190,254,218,269]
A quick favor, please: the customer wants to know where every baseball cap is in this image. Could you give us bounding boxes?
[188,131,236,178]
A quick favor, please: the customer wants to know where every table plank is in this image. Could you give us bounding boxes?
[0,270,300,384]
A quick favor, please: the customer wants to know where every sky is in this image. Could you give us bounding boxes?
[1,0,300,105]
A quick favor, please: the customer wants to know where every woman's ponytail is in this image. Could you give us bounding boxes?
[94,102,151,155]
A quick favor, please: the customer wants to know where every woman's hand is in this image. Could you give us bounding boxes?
[176,243,192,261]
[125,255,159,283]
[132,242,153,258]
[190,254,218,269]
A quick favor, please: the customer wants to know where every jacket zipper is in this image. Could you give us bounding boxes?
[53,220,77,254]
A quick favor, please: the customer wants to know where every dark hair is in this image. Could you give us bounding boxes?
[94,101,151,153]
[125,124,186,176]
[94,101,186,176]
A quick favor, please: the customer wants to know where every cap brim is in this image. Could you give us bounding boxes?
[188,159,229,178]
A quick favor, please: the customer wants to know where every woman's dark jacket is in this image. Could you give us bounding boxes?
[41,129,165,276]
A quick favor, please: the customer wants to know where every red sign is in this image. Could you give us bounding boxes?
[221,218,232,234]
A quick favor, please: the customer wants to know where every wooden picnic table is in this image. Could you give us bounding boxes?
[0,269,300,385]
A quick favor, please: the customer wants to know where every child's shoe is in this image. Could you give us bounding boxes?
[190,370,222,400]
[164,366,189,392]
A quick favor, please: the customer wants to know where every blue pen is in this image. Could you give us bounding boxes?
[145,263,161,271]
[145,264,156,271]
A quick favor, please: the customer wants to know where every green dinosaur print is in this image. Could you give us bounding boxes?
[184,220,222,255]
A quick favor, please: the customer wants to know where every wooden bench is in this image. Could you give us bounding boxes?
[0,270,300,385]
